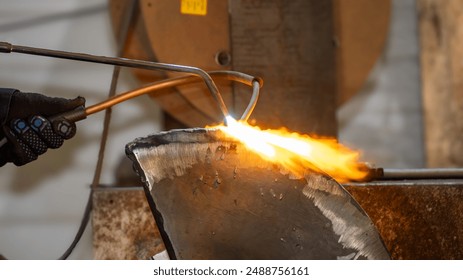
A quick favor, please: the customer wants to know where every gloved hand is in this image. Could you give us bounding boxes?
[0,88,85,166]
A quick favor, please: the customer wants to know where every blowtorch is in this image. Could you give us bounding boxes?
[0,41,263,143]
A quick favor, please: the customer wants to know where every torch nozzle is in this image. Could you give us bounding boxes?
[0,42,12,53]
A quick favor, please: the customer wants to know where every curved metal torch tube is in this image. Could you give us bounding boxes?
[85,76,199,116]
[208,70,263,87]
[0,41,229,119]
[240,79,261,122]
[85,71,263,121]
[207,70,263,122]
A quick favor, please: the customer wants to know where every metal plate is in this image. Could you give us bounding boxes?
[126,128,390,259]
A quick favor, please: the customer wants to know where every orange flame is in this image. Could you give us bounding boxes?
[215,116,368,182]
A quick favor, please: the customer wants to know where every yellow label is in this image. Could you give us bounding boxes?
[181,0,207,16]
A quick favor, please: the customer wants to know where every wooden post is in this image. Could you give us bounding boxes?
[230,0,337,135]
[418,0,463,167]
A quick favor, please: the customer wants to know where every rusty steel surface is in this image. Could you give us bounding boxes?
[92,181,463,259]
[92,187,165,259]
[344,180,463,260]
[125,128,390,260]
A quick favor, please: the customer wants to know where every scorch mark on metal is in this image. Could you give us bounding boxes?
[132,142,232,191]
[132,140,285,191]
[303,174,390,260]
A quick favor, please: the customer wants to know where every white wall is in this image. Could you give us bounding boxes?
[0,0,163,259]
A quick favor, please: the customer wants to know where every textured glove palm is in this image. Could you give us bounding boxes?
[0,88,85,166]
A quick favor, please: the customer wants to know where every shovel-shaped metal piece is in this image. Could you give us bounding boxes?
[126,128,390,260]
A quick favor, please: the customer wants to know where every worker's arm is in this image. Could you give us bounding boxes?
[0,88,85,166]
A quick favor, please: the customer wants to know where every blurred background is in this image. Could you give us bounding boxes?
[0,0,424,259]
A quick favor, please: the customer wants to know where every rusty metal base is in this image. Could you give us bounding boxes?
[91,181,463,259]
[92,187,165,259]
[345,180,463,259]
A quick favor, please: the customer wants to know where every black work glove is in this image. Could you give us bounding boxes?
[0,88,85,166]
